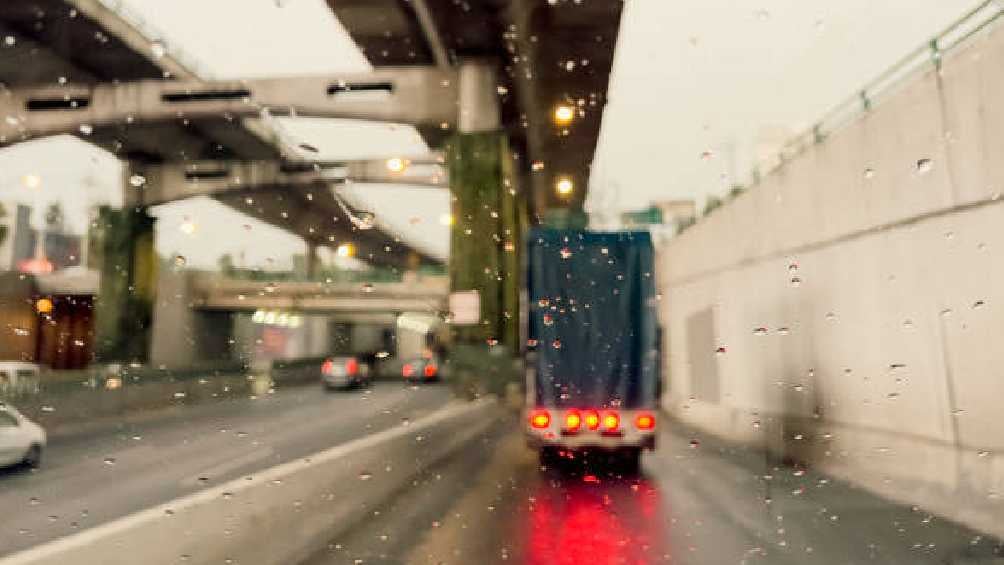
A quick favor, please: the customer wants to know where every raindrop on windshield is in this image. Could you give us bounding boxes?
[915,158,933,175]
[78,124,93,135]
[150,41,166,59]
[173,255,187,268]
[753,326,768,336]
[128,174,147,188]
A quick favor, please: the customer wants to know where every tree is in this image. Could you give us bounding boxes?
[218,253,235,274]
[703,195,723,216]
[0,203,7,249]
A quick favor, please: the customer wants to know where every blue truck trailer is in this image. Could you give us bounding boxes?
[524,229,661,468]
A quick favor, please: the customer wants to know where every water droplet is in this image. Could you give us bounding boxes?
[103,457,116,465]
[689,439,700,448]
[753,327,768,336]
[915,158,933,175]
[12,327,29,336]
[864,168,875,179]
[264,282,277,294]
[551,339,562,349]
[559,247,572,259]
[887,392,900,400]
[902,319,914,330]
[700,149,714,161]
[972,300,986,309]
[789,277,802,288]
[542,314,554,326]
[78,124,93,135]
[977,450,990,458]
[173,255,186,268]
[28,497,40,506]
[825,312,837,322]
[754,8,770,21]
[715,346,727,356]
[129,174,147,188]
[360,283,375,294]
[150,41,166,59]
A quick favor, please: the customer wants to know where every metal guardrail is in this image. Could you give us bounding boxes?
[752,0,1004,183]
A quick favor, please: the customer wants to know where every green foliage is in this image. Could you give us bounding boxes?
[703,195,723,216]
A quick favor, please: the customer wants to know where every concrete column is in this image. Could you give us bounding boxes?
[92,204,157,362]
[305,242,319,279]
[447,61,526,351]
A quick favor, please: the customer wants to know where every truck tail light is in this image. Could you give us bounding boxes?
[423,364,437,378]
[564,410,581,431]
[602,411,620,431]
[635,413,656,430]
[402,363,415,378]
[583,410,600,430]
[530,409,551,429]
[321,359,334,375]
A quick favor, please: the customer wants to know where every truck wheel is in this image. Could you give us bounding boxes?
[538,446,561,470]
[616,447,641,475]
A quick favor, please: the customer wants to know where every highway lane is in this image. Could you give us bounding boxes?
[308,417,1003,565]
[0,380,452,557]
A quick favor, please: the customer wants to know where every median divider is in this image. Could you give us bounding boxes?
[1,398,503,565]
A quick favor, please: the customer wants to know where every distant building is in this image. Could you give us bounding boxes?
[0,203,36,271]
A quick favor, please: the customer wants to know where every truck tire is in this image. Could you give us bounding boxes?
[538,446,561,469]
[616,447,641,475]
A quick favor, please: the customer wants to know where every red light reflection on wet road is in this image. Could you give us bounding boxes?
[525,474,665,565]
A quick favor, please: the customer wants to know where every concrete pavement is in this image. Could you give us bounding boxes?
[0,381,452,557]
[307,417,1003,564]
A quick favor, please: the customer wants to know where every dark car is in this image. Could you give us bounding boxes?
[321,356,371,390]
[401,357,439,383]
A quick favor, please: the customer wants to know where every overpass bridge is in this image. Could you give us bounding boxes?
[0,0,625,360]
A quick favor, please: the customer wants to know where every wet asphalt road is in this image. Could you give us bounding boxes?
[0,381,453,557]
[306,416,1003,565]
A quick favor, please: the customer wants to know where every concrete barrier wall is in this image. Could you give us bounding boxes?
[1,399,501,565]
[658,24,1004,538]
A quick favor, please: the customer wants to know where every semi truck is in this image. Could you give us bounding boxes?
[524,229,661,469]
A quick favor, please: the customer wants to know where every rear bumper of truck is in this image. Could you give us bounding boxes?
[523,407,658,451]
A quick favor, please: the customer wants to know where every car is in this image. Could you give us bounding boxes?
[401,357,439,383]
[320,356,371,390]
[0,403,46,469]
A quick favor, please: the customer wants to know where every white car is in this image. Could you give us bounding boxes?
[0,404,46,468]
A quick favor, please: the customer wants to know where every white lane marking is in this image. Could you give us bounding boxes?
[0,399,490,565]
[178,447,275,487]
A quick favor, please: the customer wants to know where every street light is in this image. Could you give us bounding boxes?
[555,176,574,197]
[385,157,408,173]
[553,105,575,126]
[336,242,356,258]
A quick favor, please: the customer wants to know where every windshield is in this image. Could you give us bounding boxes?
[1,1,1002,563]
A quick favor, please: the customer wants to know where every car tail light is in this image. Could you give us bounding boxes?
[583,410,600,430]
[423,364,437,378]
[564,410,581,431]
[529,409,550,429]
[635,413,656,430]
[402,363,415,378]
[321,359,334,375]
[602,411,620,431]
[345,358,359,376]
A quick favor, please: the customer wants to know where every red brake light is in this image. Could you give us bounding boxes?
[583,410,600,430]
[602,411,620,431]
[345,358,359,375]
[530,410,550,429]
[321,359,334,374]
[635,413,656,430]
[402,363,415,377]
[564,410,582,431]
[423,364,437,378]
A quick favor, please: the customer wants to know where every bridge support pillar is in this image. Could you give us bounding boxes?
[448,60,527,355]
[92,204,158,362]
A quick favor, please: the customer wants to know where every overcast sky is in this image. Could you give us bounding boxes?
[0,0,984,268]
[589,0,983,213]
